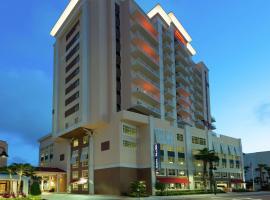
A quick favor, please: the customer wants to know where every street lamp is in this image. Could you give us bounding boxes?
[0,147,8,158]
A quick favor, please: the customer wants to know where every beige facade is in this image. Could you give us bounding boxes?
[38,0,244,195]
[0,140,8,167]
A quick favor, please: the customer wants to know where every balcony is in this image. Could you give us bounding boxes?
[131,58,159,83]
[195,111,204,120]
[131,71,160,91]
[163,30,172,43]
[130,10,158,47]
[165,100,174,110]
[164,77,174,88]
[131,32,158,55]
[131,46,159,71]
[132,98,161,118]
[177,107,191,118]
[165,112,175,121]
[164,88,175,99]
[163,54,173,66]
[176,72,189,86]
[132,86,160,106]
[163,42,172,54]
[175,50,190,66]
[176,84,191,97]
[163,66,174,77]
[193,91,203,102]
[177,96,191,108]
[174,39,190,57]
[175,62,189,76]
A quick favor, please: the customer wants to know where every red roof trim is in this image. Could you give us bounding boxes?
[157,177,189,184]
[35,167,66,173]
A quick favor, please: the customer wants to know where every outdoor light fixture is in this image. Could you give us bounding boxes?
[0,147,8,158]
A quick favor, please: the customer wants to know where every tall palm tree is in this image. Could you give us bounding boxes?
[255,164,267,188]
[265,167,270,184]
[10,163,34,193]
[194,148,219,192]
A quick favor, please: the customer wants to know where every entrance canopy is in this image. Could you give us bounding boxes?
[157,177,189,184]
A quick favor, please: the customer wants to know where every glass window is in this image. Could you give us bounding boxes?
[177,134,183,141]
[123,124,137,137]
[72,183,78,191]
[82,183,88,191]
[73,139,79,147]
[123,140,136,148]
[168,169,176,176]
[72,171,79,180]
[83,136,89,145]
[82,170,88,178]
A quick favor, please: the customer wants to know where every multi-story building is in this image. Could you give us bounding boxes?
[38,0,244,195]
[0,140,8,167]
[244,151,270,190]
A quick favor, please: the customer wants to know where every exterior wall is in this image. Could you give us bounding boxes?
[0,141,8,167]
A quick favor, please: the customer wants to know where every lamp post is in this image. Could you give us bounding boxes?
[0,146,8,158]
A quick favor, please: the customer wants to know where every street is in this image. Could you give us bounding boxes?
[41,192,270,200]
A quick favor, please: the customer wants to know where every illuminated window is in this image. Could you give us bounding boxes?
[82,160,88,167]
[72,171,79,180]
[72,183,78,191]
[168,169,176,176]
[82,170,88,178]
[83,136,88,145]
[192,136,206,145]
[176,134,183,142]
[123,124,137,137]
[123,140,136,148]
[73,139,79,147]
[82,183,88,191]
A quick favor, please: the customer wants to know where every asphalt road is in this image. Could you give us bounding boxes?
[41,192,270,200]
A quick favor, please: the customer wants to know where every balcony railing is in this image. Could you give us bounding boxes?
[131,32,159,55]
[176,73,189,85]
[131,71,160,89]
[132,86,160,104]
[165,112,175,121]
[132,99,161,117]
[132,58,160,80]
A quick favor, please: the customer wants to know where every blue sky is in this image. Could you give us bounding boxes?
[0,0,270,165]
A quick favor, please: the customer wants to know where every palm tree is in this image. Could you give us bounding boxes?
[265,167,270,184]
[255,164,267,188]
[194,148,219,192]
[10,163,34,193]
[244,166,250,175]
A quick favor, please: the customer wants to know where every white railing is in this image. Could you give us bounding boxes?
[132,86,160,103]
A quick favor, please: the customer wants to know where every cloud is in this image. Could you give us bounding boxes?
[255,103,270,124]
[0,68,52,146]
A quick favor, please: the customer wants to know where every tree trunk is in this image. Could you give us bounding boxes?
[203,160,208,191]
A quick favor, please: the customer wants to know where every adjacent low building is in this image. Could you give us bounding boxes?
[0,140,8,167]
[244,151,270,190]
[38,0,245,195]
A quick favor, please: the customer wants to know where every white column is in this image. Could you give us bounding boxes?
[22,179,29,195]
[56,174,60,193]
[88,134,94,194]
[41,178,44,192]
[66,143,71,193]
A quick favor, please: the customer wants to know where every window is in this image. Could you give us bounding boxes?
[222,159,227,168]
[72,171,79,180]
[82,160,88,167]
[65,91,79,106]
[66,55,80,73]
[123,124,137,137]
[82,183,88,191]
[66,21,80,41]
[221,172,227,178]
[73,139,79,147]
[72,183,78,191]
[168,169,176,176]
[66,32,80,52]
[236,160,240,169]
[123,140,136,148]
[101,141,110,151]
[167,151,175,163]
[60,154,65,161]
[192,136,206,145]
[230,160,234,168]
[82,170,88,178]
[65,67,80,84]
[157,168,165,176]
[66,43,80,62]
[83,136,89,145]
[178,170,186,176]
[176,134,183,142]
[65,79,79,95]
[65,104,79,117]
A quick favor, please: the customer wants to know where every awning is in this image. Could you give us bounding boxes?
[157,177,189,184]
[231,179,244,184]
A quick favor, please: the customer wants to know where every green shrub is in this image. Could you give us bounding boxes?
[129,180,148,197]
[30,181,41,196]
[156,189,225,196]
[155,182,166,195]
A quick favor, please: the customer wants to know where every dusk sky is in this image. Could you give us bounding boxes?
[0,0,270,165]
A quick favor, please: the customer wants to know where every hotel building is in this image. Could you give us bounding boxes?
[39,0,245,195]
[0,140,8,167]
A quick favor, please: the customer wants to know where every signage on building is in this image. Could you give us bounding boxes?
[154,143,161,172]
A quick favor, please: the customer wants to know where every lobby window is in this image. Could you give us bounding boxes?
[83,136,89,145]
[72,183,78,191]
[82,161,88,167]
[123,124,137,137]
[168,169,176,176]
[60,154,65,161]
[82,170,88,178]
[73,139,79,147]
[101,141,110,151]
[176,134,183,142]
[167,151,175,164]
[72,171,79,180]
[82,183,88,191]
[123,140,136,148]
